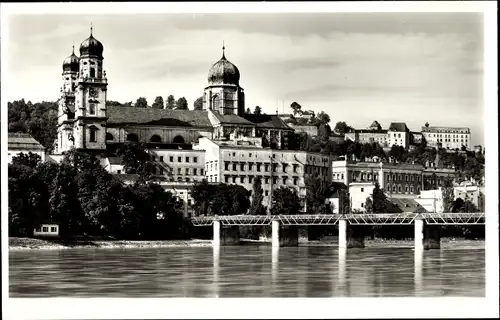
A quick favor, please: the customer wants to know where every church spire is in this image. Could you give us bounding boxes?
[222,40,225,59]
[90,22,93,36]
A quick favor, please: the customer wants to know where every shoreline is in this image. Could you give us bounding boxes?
[9,237,485,251]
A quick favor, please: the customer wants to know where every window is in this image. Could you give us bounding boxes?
[186,157,190,163]
[152,156,156,162]
[173,135,185,144]
[117,170,121,174]
[240,164,245,171]
[50,227,57,233]
[42,226,49,232]
[194,168,198,175]
[193,157,199,163]
[265,190,269,196]
[273,177,278,184]
[89,103,96,115]
[201,169,204,175]
[178,157,182,162]
[89,128,97,142]
[265,164,269,172]
[232,177,236,183]
[249,153,252,157]
[106,132,113,141]
[159,168,163,175]
[150,135,161,143]
[241,177,245,183]
[249,176,253,183]
[90,68,95,78]
[361,187,364,192]
[249,163,253,170]
[127,133,139,142]
[232,152,236,157]
[361,203,364,208]
[225,176,229,183]
[185,168,190,175]
[233,163,237,171]
[293,177,298,185]
[398,185,402,192]
[178,168,182,175]
[265,177,269,184]
[257,164,261,172]
[169,156,173,162]
[293,164,298,173]
[282,177,287,184]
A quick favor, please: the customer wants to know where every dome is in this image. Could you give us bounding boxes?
[207,49,240,85]
[62,47,79,72]
[79,28,104,58]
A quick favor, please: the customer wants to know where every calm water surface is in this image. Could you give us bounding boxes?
[9,243,485,297]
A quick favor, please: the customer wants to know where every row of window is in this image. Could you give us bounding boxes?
[149,155,199,163]
[225,151,329,164]
[386,184,421,194]
[106,133,186,144]
[221,175,302,186]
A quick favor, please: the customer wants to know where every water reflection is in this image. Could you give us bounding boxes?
[9,244,485,298]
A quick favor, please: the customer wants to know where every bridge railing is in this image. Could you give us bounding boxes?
[189,213,485,226]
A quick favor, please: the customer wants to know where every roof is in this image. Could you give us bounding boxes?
[107,157,123,165]
[389,198,425,213]
[243,114,293,130]
[355,129,388,134]
[107,106,213,128]
[388,122,409,132]
[211,112,255,126]
[8,132,45,151]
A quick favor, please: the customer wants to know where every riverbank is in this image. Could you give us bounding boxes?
[9,237,213,251]
[9,236,485,251]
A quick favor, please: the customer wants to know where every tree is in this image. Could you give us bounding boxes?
[151,96,164,109]
[176,97,188,110]
[317,123,332,142]
[11,152,42,169]
[135,97,148,108]
[254,106,262,115]
[316,111,330,124]
[271,187,301,216]
[248,177,267,215]
[245,108,251,114]
[305,175,328,214]
[370,182,390,213]
[166,95,176,109]
[117,141,153,183]
[442,179,455,213]
[290,102,302,116]
[191,179,214,217]
[193,97,203,110]
[334,121,353,134]
[389,145,406,162]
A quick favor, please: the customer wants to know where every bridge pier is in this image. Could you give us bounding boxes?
[272,220,299,247]
[338,219,365,249]
[414,219,441,250]
[213,221,240,246]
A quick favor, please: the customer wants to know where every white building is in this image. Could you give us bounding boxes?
[348,182,376,212]
[415,188,444,213]
[8,132,46,163]
[421,124,471,151]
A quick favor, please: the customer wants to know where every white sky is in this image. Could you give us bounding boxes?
[4,12,484,145]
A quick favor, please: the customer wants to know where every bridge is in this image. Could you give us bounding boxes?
[190,213,485,250]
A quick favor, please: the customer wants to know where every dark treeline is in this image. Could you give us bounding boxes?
[8,149,186,240]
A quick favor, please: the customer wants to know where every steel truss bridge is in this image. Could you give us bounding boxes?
[190,213,485,226]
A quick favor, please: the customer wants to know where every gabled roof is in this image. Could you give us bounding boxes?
[243,114,293,130]
[389,198,423,213]
[211,112,255,126]
[388,122,409,132]
[107,106,213,128]
[8,132,45,151]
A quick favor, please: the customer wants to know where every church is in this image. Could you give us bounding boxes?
[54,27,294,156]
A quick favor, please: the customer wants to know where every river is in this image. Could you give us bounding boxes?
[9,242,484,297]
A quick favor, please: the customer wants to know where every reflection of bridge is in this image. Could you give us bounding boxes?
[191,213,485,250]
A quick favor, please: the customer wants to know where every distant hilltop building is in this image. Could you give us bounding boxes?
[421,122,471,151]
[344,121,410,149]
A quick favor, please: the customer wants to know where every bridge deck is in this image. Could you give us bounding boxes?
[190,213,485,226]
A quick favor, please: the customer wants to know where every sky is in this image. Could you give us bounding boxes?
[5,12,485,145]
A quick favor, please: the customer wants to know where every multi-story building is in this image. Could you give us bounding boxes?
[8,133,46,163]
[348,182,376,212]
[331,159,456,199]
[421,124,471,150]
[194,133,332,210]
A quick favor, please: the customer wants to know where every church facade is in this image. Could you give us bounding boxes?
[55,28,294,156]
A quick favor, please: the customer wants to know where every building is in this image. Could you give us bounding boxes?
[348,182,375,212]
[415,188,444,213]
[421,124,471,150]
[344,121,410,149]
[287,123,318,137]
[454,182,484,211]
[54,28,294,157]
[49,27,335,215]
[194,134,332,210]
[8,132,46,163]
[331,159,456,199]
